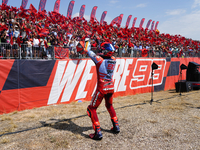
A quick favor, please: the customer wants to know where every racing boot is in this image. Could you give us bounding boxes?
[89,122,103,140]
[111,116,120,134]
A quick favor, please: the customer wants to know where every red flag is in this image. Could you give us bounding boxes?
[66,0,75,18]
[54,47,69,59]
[38,28,49,37]
[21,0,28,9]
[128,38,134,47]
[139,18,145,29]
[17,37,23,48]
[142,48,148,57]
[24,26,31,36]
[125,15,132,28]
[18,11,29,19]
[100,11,107,25]
[90,6,98,21]
[146,19,152,29]
[151,21,155,31]
[38,0,47,12]
[0,3,10,10]
[29,4,37,13]
[53,0,60,13]
[11,6,19,13]
[154,21,159,31]
[0,24,8,31]
[10,34,13,45]
[132,17,137,29]
[37,10,47,20]
[79,5,85,19]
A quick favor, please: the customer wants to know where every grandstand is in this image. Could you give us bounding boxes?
[0,3,199,59]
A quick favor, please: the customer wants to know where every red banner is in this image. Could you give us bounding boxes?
[117,14,123,27]
[139,18,145,29]
[110,16,119,26]
[154,21,159,31]
[1,58,200,114]
[66,0,75,18]
[38,0,47,12]
[125,15,132,28]
[90,6,98,21]
[53,0,60,13]
[79,4,85,19]
[132,17,137,29]
[110,14,123,27]
[146,19,152,29]
[21,0,28,9]
[100,11,107,25]
[151,21,155,31]
[54,47,69,59]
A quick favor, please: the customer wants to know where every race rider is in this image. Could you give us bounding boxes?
[76,38,120,140]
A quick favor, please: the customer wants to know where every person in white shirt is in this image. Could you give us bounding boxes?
[39,36,47,59]
[26,38,33,59]
[33,35,40,58]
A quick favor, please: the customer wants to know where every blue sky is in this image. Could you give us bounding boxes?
[6,0,200,41]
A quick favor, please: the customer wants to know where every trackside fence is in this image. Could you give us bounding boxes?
[0,43,199,59]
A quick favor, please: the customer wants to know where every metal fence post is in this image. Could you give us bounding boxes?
[118,48,122,57]
[19,47,21,59]
[53,46,55,60]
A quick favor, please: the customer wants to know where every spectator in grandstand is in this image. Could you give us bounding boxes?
[154,44,162,57]
[26,38,33,59]
[148,43,155,57]
[119,40,128,57]
[46,38,52,59]
[0,30,9,58]
[1,30,7,43]
[134,42,142,57]
[7,28,13,38]
[141,42,150,57]
[13,25,20,39]
[20,35,27,59]
[49,33,58,46]
[21,27,26,39]
[127,39,134,57]
[39,36,47,59]
[32,35,40,58]
[72,37,79,57]
[12,37,18,58]
[68,38,76,57]
[5,34,11,58]
[90,38,98,52]
[0,11,7,24]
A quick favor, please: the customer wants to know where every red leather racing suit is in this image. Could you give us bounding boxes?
[85,43,117,125]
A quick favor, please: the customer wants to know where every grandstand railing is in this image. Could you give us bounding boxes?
[0,43,199,59]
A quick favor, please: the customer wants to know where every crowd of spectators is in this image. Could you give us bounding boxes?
[0,3,199,59]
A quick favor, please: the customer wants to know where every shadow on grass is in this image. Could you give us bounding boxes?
[41,118,113,139]
[0,114,112,139]
[42,118,91,139]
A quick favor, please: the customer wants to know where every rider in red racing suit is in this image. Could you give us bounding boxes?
[76,39,120,140]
